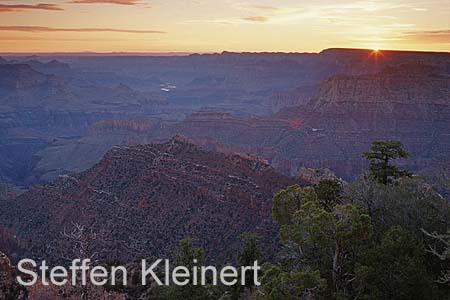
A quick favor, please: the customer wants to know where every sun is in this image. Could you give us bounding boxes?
[368,48,383,61]
[371,48,383,56]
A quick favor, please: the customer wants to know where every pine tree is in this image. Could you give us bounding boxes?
[363,140,412,184]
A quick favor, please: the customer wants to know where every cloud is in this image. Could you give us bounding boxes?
[235,3,279,11]
[0,3,63,12]
[401,29,450,44]
[182,19,234,25]
[0,26,165,34]
[353,29,450,47]
[249,5,279,11]
[242,16,269,22]
[0,36,123,42]
[68,0,141,5]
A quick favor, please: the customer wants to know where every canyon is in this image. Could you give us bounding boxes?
[0,48,449,298]
[1,49,448,186]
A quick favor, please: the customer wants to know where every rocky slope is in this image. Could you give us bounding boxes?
[21,59,71,76]
[33,118,161,181]
[0,137,295,263]
[0,63,167,111]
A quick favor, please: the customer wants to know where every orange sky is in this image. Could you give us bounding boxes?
[0,0,448,53]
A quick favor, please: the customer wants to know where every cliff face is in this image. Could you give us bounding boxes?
[311,64,448,109]
[318,48,450,75]
[285,64,450,138]
[88,119,156,135]
[155,64,450,179]
[178,112,294,144]
[0,137,295,263]
[276,64,450,177]
[266,85,318,113]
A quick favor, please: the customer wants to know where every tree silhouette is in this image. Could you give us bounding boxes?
[363,140,412,184]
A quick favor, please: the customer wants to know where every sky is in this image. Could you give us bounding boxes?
[0,0,448,53]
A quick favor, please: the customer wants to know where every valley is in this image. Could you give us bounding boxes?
[1,48,448,186]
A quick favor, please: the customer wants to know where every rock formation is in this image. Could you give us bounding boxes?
[266,85,318,113]
[298,168,342,185]
[0,137,295,263]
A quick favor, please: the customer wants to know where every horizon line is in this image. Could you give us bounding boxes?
[0,47,449,56]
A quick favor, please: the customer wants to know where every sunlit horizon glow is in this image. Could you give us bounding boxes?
[0,0,448,53]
